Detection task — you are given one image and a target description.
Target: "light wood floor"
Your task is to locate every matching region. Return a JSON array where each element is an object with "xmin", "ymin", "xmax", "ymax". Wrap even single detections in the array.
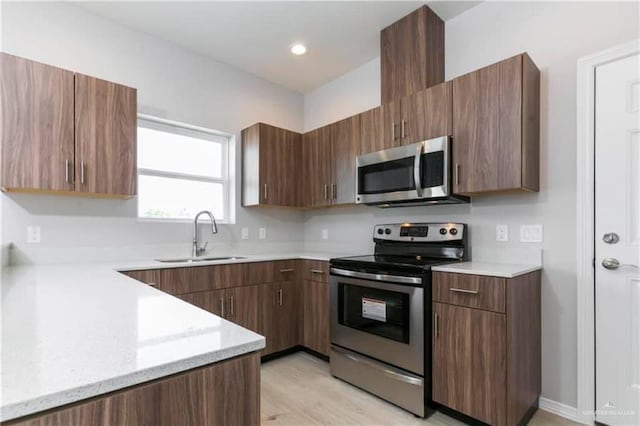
[{"xmin": 261, "ymin": 352, "xmax": 580, "ymax": 426}]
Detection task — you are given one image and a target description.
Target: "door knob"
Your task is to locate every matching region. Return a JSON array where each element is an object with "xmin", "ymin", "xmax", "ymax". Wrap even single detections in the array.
[
  {"xmin": 602, "ymin": 233, "xmax": 620, "ymax": 244},
  {"xmin": 602, "ymin": 258, "xmax": 639, "ymax": 270}
]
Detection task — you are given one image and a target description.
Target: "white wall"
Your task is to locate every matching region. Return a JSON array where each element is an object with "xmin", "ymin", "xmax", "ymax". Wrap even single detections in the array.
[
  {"xmin": 0, "ymin": 1, "xmax": 306, "ymax": 264},
  {"xmin": 302, "ymin": 1, "xmax": 640, "ymax": 410}
]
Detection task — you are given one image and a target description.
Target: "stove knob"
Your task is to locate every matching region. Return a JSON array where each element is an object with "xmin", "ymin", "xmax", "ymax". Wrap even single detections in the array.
[
  {"xmin": 377, "ymin": 228, "xmax": 384, "ymax": 235},
  {"xmin": 385, "ymin": 228, "xmax": 392, "ymax": 235},
  {"xmin": 450, "ymin": 228, "xmax": 458, "ymax": 235},
  {"xmin": 439, "ymin": 228, "xmax": 447, "ymax": 235}
]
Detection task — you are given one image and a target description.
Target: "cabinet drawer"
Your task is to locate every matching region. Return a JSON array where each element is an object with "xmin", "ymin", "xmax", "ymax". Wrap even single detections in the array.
[
  {"xmin": 433, "ymin": 272, "xmax": 506, "ymax": 313},
  {"xmin": 273, "ymin": 260, "xmax": 297, "ymax": 281},
  {"xmin": 302, "ymin": 260, "xmax": 329, "ymax": 283}
]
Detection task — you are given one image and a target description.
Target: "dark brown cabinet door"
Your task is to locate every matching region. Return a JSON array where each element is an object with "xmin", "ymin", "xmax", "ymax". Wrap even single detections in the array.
[
  {"xmin": 260, "ymin": 125, "xmax": 301, "ymax": 206},
  {"xmin": 75, "ymin": 74, "xmax": 137, "ymax": 197},
  {"xmin": 380, "ymin": 5, "xmax": 444, "ymax": 104},
  {"xmin": 359, "ymin": 107, "xmax": 385, "ymax": 155},
  {"xmin": 268, "ymin": 280, "xmax": 301, "ymax": 353},
  {"xmin": 0, "ymin": 53, "xmax": 75, "ymax": 192},
  {"xmin": 302, "ymin": 128, "xmax": 331, "ymax": 208},
  {"xmin": 302, "ymin": 279, "xmax": 330, "ymax": 356},
  {"xmin": 381, "ymin": 100, "xmax": 402, "ymax": 148},
  {"xmin": 452, "ymin": 54, "xmax": 539, "ymax": 195},
  {"xmin": 400, "ymin": 81, "xmax": 452, "ymax": 145},
  {"xmin": 185, "ymin": 289, "xmax": 227, "ymax": 317},
  {"xmin": 432, "ymin": 302, "xmax": 507, "ymax": 425},
  {"xmin": 330, "ymin": 116, "xmax": 359, "ymax": 204},
  {"xmin": 227, "ymin": 285, "xmax": 260, "ymax": 333}
]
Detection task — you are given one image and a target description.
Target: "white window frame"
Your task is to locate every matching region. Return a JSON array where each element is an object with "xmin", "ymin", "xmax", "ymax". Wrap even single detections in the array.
[{"xmin": 136, "ymin": 114, "xmax": 232, "ymax": 224}]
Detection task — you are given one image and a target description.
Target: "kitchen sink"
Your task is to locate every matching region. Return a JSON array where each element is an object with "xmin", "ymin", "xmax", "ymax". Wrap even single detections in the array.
[{"xmin": 155, "ymin": 256, "xmax": 247, "ymax": 263}]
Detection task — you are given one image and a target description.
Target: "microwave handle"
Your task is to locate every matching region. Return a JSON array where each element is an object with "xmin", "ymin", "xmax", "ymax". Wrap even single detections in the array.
[{"xmin": 414, "ymin": 142, "xmax": 423, "ymax": 196}]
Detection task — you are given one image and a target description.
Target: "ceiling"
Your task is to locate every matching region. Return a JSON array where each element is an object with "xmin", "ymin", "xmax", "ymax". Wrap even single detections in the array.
[{"xmin": 75, "ymin": 1, "xmax": 481, "ymax": 93}]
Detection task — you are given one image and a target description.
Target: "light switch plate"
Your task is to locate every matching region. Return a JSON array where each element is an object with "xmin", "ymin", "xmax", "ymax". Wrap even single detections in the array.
[
  {"xmin": 27, "ymin": 226, "xmax": 41, "ymax": 243},
  {"xmin": 259, "ymin": 228, "xmax": 266, "ymax": 240},
  {"xmin": 496, "ymin": 225, "xmax": 509, "ymax": 242},
  {"xmin": 322, "ymin": 229, "xmax": 329, "ymax": 240},
  {"xmin": 241, "ymin": 227, "xmax": 249, "ymax": 240},
  {"xmin": 520, "ymin": 225, "xmax": 543, "ymax": 243}
]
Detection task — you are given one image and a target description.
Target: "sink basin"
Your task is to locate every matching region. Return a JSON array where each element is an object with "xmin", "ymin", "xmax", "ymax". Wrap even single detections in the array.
[{"xmin": 155, "ymin": 256, "xmax": 247, "ymax": 263}]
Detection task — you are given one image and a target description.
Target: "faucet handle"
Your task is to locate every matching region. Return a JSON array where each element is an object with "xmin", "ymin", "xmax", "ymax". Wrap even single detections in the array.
[{"xmin": 197, "ymin": 241, "xmax": 208, "ymax": 255}]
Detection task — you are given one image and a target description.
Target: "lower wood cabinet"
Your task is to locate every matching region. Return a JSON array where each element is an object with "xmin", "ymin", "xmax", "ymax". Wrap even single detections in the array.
[
  {"xmin": 432, "ymin": 271, "xmax": 541, "ymax": 426},
  {"xmin": 182, "ymin": 286, "xmax": 260, "ymax": 333},
  {"xmin": 5, "ymin": 353, "xmax": 260, "ymax": 426},
  {"xmin": 301, "ymin": 278, "xmax": 330, "ymax": 357},
  {"xmin": 260, "ymin": 281, "xmax": 300, "ymax": 355}
]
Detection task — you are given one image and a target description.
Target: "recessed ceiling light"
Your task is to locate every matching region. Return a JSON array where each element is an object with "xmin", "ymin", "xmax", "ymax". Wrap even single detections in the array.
[{"xmin": 290, "ymin": 43, "xmax": 307, "ymax": 56}]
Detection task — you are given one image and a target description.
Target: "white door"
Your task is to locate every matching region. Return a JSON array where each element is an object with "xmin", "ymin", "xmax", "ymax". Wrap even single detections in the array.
[{"xmin": 595, "ymin": 52, "xmax": 640, "ymax": 426}]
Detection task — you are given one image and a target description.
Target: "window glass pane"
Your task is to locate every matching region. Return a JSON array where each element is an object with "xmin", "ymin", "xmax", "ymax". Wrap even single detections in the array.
[
  {"xmin": 138, "ymin": 175, "xmax": 224, "ymax": 220},
  {"xmin": 138, "ymin": 126, "xmax": 222, "ymax": 178}
]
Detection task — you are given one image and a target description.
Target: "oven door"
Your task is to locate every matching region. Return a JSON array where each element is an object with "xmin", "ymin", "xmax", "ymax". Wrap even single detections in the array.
[
  {"xmin": 356, "ymin": 136, "xmax": 450, "ymax": 204},
  {"xmin": 329, "ymin": 268, "xmax": 424, "ymax": 375}
]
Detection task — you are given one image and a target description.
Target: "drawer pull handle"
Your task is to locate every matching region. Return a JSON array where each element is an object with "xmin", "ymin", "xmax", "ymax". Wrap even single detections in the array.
[
  {"xmin": 147, "ymin": 282, "xmax": 157, "ymax": 287},
  {"xmin": 311, "ymin": 269, "xmax": 324, "ymax": 274},
  {"xmin": 279, "ymin": 268, "xmax": 295, "ymax": 273},
  {"xmin": 450, "ymin": 288, "xmax": 479, "ymax": 295}
]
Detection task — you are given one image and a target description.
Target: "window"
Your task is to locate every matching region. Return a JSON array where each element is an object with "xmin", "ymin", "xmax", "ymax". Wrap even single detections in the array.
[{"xmin": 137, "ymin": 116, "xmax": 230, "ymax": 222}]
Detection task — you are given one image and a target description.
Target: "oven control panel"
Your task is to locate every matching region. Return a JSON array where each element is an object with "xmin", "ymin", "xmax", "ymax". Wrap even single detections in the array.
[{"xmin": 373, "ymin": 223, "xmax": 465, "ymax": 242}]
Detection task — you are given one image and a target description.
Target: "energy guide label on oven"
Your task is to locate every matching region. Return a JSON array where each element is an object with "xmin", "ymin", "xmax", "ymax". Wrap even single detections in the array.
[{"xmin": 362, "ymin": 298, "xmax": 387, "ymax": 322}]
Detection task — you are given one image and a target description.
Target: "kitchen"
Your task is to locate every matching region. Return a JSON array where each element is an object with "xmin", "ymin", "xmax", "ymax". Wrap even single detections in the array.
[{"xmin": 1, "ymin": 2, "xmax": 639, "ymax": 426}]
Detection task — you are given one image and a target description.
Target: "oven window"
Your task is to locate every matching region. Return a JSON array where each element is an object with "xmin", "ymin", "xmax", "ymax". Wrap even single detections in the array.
[
  {"xmin": 338, "ymin": 282, "xmax": 410, "ymax": 344},
  {"xmin": 420, "ymin": 151, "xmax": 444, "ymax": 189},
  {"xmin": 358, "ymin": 157, "xmax": 415, "ymax": 194}
]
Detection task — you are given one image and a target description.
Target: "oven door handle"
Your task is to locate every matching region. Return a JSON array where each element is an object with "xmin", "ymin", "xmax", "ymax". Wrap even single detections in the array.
[
  {"xmin": 414, "ymin": 142, "xmax": 423, "ymax": 196},
  {"xmin": 330, "ymin": 267, "xmax": 422, "ymax": 285},
  {"xmin": 333, "ymin": 346, "xmax": 423, "ymax": 386}
]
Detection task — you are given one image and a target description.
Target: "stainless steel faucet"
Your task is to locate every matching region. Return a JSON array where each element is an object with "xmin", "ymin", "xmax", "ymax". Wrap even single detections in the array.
[{"xmin": 192, "ymin": 210, "xmax": 218, "ymax": 258}]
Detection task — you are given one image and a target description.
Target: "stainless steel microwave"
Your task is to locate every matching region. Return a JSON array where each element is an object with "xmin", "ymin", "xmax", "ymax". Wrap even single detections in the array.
[{"xmin": 355, "ymin": 136, "xmax": 469, "ymax": 206}]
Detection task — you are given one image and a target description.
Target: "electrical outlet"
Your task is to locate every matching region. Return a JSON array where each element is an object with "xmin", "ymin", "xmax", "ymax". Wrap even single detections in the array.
[
  {"xmin": 520, "ymin": 225, "xmax": 543, "ymax": 243},
  {"xmin": 322, "ymin": 229, "xmax": 329, "ymax": 240},
  {"xmin": 241, "ymin": 227, "xmax": 249, "ymax": 240},
  {"xmin": 496, "ymin": 225, "xmax": 509, "ymax": 242},
  {"xmin": 259, "ymin": 228, "xmax": 266, "ymax": 240},
  {"xmin": 27, "ymin": 226, "xmax": 41, "ymax": 243}
]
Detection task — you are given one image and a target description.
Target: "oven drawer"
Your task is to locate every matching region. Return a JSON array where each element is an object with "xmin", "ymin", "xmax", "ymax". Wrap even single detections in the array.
[
  {"xmin": 330, "ymin": 345, "xmax": 424, "ymax": 417},
  {"xmin": 432, "ymin": 272, "xmax": 506, "ymax": 313}
]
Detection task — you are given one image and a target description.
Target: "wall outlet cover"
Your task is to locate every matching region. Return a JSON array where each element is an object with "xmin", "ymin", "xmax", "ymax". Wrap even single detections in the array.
[
  {"xmin": 241, "ymin": 227, "xmax": 249, "ymax": 240},
  {"xmin": 322, "ymin": 229, "xmax": 329, "ymax": 240},
  {"xmin": 259, "ymin": 227, "xmax": 266, "ymax": 240},
  {"xmin": 496, "ymin": 225, "xmax": 509, "ymax": 242},
  {"xmin": 27, "ymin": 225, "xmax": 41, "ymax": 243},
  {"xmin": 520, "ymin": 225, "xmax": 543, "ymax": 243}
]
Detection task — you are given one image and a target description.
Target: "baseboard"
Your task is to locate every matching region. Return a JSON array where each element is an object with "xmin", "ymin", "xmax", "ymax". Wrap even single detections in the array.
[{"xmin": 539, "ymin": 397, "xmax": 584, "ymax": 424}]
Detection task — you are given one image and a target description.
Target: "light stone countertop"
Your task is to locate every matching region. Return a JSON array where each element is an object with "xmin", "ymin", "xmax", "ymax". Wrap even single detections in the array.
[
  {"xmin": 431, "ymin": 261, "xmax": 542, "ymax": 278},
  {"xmin": 0, "ymin": 252, "xmax": 340, "ymax": 422}
]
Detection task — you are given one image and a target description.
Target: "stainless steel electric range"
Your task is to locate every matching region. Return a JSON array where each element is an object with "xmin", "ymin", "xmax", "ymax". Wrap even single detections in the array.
[{"xmin": 329, "ymin": 222, "xmax": 467, "ymax": 417}]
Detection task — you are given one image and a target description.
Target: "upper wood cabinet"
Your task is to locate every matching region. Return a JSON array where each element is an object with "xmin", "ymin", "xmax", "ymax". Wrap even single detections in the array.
[
  {"xmin": 382, "ymin": 81, "xmax": 452, "ymax": 147},
  {"xmin": 1, "ymin": 53, "xmax": 75, "ymax": 193},
  {"xmin": 302, "ymin": 127, "xmax": 331, "ymax": 208},
  {"xmin": 330, "ymin": 115, "xmax": 360, "ymax": 205},
  {"xmin": 74, "ymin": 74, "xmax": 137, "ymax": 197},
  {"xmin": 380, "ymin": 5, "xmax": 444, "ymax": 104},
  {"xmin": 242, "ymin": 122, "xmax": 301, "ymax": 207},
  {"xmin": 0, "ymin": 53, "xmax": 137, "ymax": 198},
  {"xmin": 358, "ymin": 106, "xmax": 386, "ymax": 155},
  {"xmin": 452, "ymin": 53, "xmax": 540, "ymax": 195}
]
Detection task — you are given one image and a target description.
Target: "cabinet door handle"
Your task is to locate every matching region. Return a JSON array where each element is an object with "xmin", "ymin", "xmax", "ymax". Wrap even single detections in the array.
[
  {"xmin": 65, "ymin": 160, "xmax": 70, "ymax": 183},
  {"xmin": 332, "ymin": 183, "xmax": 337, "ymax": 200},
  {"xmin": 434, "ymin": 313, "xmax": 439, "ymax": 338},
  {"xmin": 278, "ymin": 289, "xmax": 283, "ymax": 306},
  {"xmin": 450, "ymin": 288, "xmax": 479, "ymax": 295},
  {"xmin": 229, "ymin": 295, "xmax": 234, "ymax": 316},
  {"xmin": 311, "ymin": 269, "xmax": 324, "ymax": 274},
  {"xmin": 263, "ymin": 184, "xmax": 268, "ymax": 200},
  {"xmin": 324, "ymin": 184, "xmax": 328, "ymax": 200},
  {"xmin": 80, "ymin": 161, "xmax": 86, "ymax": 185},
  {"xmin": 401, "ymin": 120, "xmax": 406, "ymax": 139},
  {"xmin": 455, "ymin": 164, "xmax": 460, "ymax": 187},
  {"xmin": 392, "ymin": 122, "xmax": 398, "ymax": 140},
  {"xmin": 147, "ymin": 282, "xmax": 157, "ymax": 287},
  {"xmin": 219, "ymin": 298, "xmax": 225, "ymax": 317},
  {"xmin": 279, "ymin": 268, "xmax": 294, "ymax": 273}
]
